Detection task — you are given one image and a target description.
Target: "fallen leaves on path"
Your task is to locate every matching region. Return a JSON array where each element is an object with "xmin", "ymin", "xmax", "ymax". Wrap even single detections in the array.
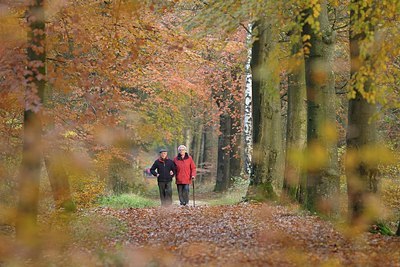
[{"xmin": 95, "ymin": 203, "xmax": 400, "ymax": 266}]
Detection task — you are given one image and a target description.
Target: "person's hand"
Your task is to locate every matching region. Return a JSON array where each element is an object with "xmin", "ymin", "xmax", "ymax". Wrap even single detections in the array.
[
  {"xmin": 170, "ymin": 170, "xmax": 174, "ymax": 175},
  {"xmin": 157, "ymin": 174, "xmax": 160, "ymax": 177},
  {"xmin": 191, "ymin": 176, "xmax": 195, "ymax": 180}
]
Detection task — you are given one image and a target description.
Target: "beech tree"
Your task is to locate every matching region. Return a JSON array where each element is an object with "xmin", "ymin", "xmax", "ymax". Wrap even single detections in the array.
[
  {"xmin": 282, "ymin": 19, "xmax": 307, "ymax": 203},
  {"xmin": 214, "ymin": 62, "xmax": 246, "ymax": 192},
  {"xmin": 214, "ymin": 86, "xmax": 232, "ymax": 191},
  {"xmin": 16, "ymin": 0, "xmax": 46, "ymax": 248},
  {"xmin": 346, "ymin": 0, "xmax": 377, "ymax": 225},
  {"xmin": 301, "ymin": 0, "xmax": 339, "ymax": 215},
  {"xmin": 202, "ymin": 123, "xmax": 218, "ymax": 182},
  {"xmin": 345, "ymin": 0, "xmax": 400, "ymax": 225},
  {"xmin": 247, "ymin": 17, "xmax": 284, "ymax": 200}
]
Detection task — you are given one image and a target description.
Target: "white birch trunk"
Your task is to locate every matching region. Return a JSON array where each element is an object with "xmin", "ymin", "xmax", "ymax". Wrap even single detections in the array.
[{"xmin": 244, "ymin": 23, "xmax": 253, "ymax": 175}]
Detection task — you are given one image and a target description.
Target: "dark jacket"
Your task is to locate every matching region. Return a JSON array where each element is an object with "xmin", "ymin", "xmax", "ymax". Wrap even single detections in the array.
[{"xmin": 150, "ymin": 157, "xmax": 176, "ymax": 182}]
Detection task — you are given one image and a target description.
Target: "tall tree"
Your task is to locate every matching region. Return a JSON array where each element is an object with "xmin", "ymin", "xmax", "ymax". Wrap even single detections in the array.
[
  {"xmin": 229, "ymin": 67, "xmax": 244, "ymax": 182},
  {"xmin": 243, "ymin": 23, "xmax": 253, "ymax": 176},
  {"xmin": 214, "ymin": 88, "xmax": 232, "ymax": 192},
  {"xmin": 16, "ymin": 0, "xmax": 46, "ymax": 248},
  {"xmin": 229, "ymin": 115, "xmax": 242, "ymax": 182},
  {"xmin": 191, "ymin": 119, "xmax": 204, "ymax": 170},
  {"xmin": 346, "ymin": 0, "xmax": 377, "ymax": 224},
  {"xmin": 43, "ymin": 78, "xmax": 74, "ymax": 211},
  {"xmin": 44, "ymin": 151, "xmax": 74, "ymax": 210},
  {"xmin": 301, "ymin": 0, "xmax": 339, "ymax": 215},
  {"xmin": 214, "ymin": 65, "xmax": 245, "ymax": 192},
  {"xmin": 247, "ymin": 18, "xmax": 284, "ymax": 200},
  {"xmin": 282, "ymin": 31, "xmax": 307, "ymax": 202},
  {"xmin": 202, "ymin": 123, "xmax": 218, "ymax": 183}
]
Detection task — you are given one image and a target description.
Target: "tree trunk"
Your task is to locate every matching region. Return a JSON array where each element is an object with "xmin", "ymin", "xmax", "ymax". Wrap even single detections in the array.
[
  {"xmin": 247, "ymin": 19, "xmax": 283, "ymax": 200},
  {"xmin": 190, "ymin": 119, "xmax": 203, "ymax": 181},
  {"xmin": 248, "ymin": 22, "xmax": 262, "ymax": 190},
  {"xmin": 346, "ymin": 0, "xmax": 377, "ymax": 224},
  {"xmin": 244, "ymin": 23, "xmax": 253, "ymax": 176},
  {"xmin": 229, "ymin": 118, "xmax": 242, "ymax": 183},
  {"xmin": 16, "ymin": 0, "xmax": 45, "ymax": 249},
  {"xmin": 203, "ymin": 124, "xmax": 218, "ymax": 183},
  {"xmin": 213, "ymin": 68, "xmax": 242, "ymax": 192},
  {"xmin": 283, "ymin": 37, "xmax": 307, "ymax": 202},
  {"xmin": 170, "ymin": 140, "xmax": 178, "ymax": 158},
  {"xmin": 185, "ymin": 127, "xmax": 191, "ymax": 153},
  {"xmin": 302, "ymin": 0, "xmax": 339, "ymax": 215},
  {"xmin": 193, "ymin": 120, "xmax": 203, "ymax": 170},
  {"xmin": 198, "ymin": 126, "xmax": 206, "ymax": 182},
  {"xmin": 44, "ymin": 154, "xmax": 74, "ymax": 211},
  {"xmin": 108, "ymin": 156, "xmax": 131, "ymax": 195},
  {"xmin": 214, "ymin": 112, "xmax": 231, "ymax": 192},
  {"xmin": 229, "ymin": 70, "xmax": 244, "ymax": 185},
  {"xmin": 43, "ymin": 78, "xmax": 74, "ymax": 211}
]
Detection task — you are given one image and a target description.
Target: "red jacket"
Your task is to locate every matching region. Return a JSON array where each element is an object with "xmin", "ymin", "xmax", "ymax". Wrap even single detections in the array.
[{"xmin": 173, "ymin": 153, "xmax": 196, "ymax": 184}]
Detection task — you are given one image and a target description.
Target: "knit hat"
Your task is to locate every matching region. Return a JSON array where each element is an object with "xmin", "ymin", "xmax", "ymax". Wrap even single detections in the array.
[
  {"xmin": 177, "ymin": 145, "xmax": 187, "ymax": 152},
  {"xmin": 159, "ymin": 148, "xmax": 168, "ymax": 153}
]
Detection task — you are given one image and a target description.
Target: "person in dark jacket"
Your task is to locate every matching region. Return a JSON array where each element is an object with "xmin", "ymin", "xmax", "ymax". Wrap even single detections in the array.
[
  {"xmin": 173, "ymin": 145, "xmax": 196, "ymax": 206},
  {"xmin": 150, "ymin": 149, "xmax": 176, "ymax": 206}
]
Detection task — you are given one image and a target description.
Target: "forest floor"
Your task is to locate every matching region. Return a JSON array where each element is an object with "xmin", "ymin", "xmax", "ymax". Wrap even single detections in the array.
[
  {"xmin": 93, "ymin": 201, "xmax": 400, "ymax": 267},
  {"xmin": 2, "ymin": 184, "xmax": 400, "ymax": 266}
]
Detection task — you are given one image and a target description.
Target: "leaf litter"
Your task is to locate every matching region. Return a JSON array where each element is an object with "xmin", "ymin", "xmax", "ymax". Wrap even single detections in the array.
[{"xmin": 93, "ymin": 203, "xmax": 400, "ymax": 266}]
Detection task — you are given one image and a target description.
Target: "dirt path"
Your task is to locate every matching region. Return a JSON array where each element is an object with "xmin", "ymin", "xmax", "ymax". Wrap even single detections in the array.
[
  {"xmin": 97, "ymin": 203, "xmax": 400, "ymax": 266},
  {"xmin": 172, "ymin": 200, "xmax": 208, "ymax": 206}
]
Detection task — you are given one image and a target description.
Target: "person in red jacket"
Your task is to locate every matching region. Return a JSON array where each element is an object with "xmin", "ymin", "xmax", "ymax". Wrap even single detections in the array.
[{"xmin": 173, "ymin": 145, "xmax": 196, "ymax": 206}]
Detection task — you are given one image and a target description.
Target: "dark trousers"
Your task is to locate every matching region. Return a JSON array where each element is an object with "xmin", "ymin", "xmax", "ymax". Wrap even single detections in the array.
[
  {"xmin": 158, "ymin": 181, "xmax": 172, "ymax": 206},
  {"xmin": 177, "ymin": 184, "xmax": 190, "ymax": 205}
]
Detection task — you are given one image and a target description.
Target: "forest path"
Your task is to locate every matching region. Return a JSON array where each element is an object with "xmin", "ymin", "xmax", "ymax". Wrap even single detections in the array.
[
  {"xmin": 172, "ymin": 200, "xmax": 208, "ymax": 206},
  {"xmin": 97, "ymin": 203, "xmax": 400, "ymax": 266}
]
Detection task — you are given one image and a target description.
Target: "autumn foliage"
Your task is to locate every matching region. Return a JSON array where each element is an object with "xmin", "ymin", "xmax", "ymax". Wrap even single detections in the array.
[{"xmin": 0, "ymin": 0, "xmax": 400, "ymax": 265}]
